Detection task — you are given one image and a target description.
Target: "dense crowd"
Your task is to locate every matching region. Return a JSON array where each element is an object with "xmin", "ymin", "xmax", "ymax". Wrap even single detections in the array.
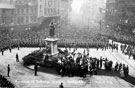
[
  {"xmin": 120, "ymin": 43, "xmax": 135, "ymax": 59},
  {"xmin": 55, "ymin": 48, "xmax": 129, "ymax": 78},
  {"xmin": 1, "ymin": 27, "xmax": 134, "ymax": 59},
  {"xmin": 0, "ymin": 74, "xmax": 15, "ymax": 87},
  {"xmin": 0, "ymin": 25, "xmax": 108, "ymax": 51},
  {"xmin": 0, "ymin": 27, "xmax": 134, "ymax": 63},
  {"xmin": 110, "ymin": 30, "xmax": 135, "ymax": 45},
  {"xmin": 0, "ymin": 27, "xmax": 133, "ymax": 88},
  {"xmin": 114, "ymin": 62, "xmax": 129, "ymax": 77},
  {"xmin": 1, "ymin": 24, "xmax": 135, "ymax": 52}
]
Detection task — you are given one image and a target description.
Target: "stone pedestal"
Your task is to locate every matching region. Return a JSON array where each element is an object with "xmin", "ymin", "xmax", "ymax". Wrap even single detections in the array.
[{"xmin": 45, "ymin": 37, "xmax": 59, "ymax": 55}]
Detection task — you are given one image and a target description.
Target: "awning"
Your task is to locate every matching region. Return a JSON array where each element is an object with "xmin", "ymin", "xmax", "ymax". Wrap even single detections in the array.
[{"xmin": 0, "ymin": 3, "xmax": 15, "ymax": 9}]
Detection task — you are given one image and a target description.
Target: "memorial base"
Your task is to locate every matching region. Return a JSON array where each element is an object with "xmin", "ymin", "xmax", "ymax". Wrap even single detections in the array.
[{"xmin": 45, "ymin": 37, "xmax": 59, "ymax": 55}]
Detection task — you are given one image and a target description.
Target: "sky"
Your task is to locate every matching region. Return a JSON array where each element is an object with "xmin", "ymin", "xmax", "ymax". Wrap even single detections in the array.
[{"xmin": 69, "ymin": 0, "xmax": 106, "ymax": 29}]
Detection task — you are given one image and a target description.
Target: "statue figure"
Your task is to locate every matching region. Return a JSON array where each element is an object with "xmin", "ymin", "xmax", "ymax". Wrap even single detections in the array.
[{"xmin": 49, "ymin": 21, "xmax": 55, "ymax": 38}]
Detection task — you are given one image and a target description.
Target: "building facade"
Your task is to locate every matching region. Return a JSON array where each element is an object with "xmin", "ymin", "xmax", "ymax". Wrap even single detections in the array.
[
  {"xmin": 0, "ymin": 0, "xmax": 62, "ymax": 30},
  {"xmin": 105, "ymin": 0, "xmax": 135, "ymax": 33},
  {"xmin": 60, "ymin": 0, "xmax": 72, "ymax": 26},
  {"xmin": 0, "ymin": 2, "xmax": 15, "ymax": 48},
  {"xmin": 38, "ymin": 0, "xmax": 61, "ymax": 28},
  {"xmin": 38, "ymin": 0, "xmax": 60, "ymax": 17},
  {"xmin": 14, "ymin": 0, "xmax": 39, "ymax": 30},
  {"xmin": 0, "ymin": 3, "xmax": 15, "ymax": 29},
  {"xmin": 0, "ymin": 0, "xmax": 39, "ymax": 30}
]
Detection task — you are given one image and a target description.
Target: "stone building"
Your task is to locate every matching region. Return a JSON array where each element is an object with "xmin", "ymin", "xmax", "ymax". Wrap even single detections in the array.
[
  {"xmin": 0, "ymin": 3, "xmax": 15, "ymax": 30},
  {"xmin": 38, "ymin": 0, "xmax": 61, "ymax": 29},
  {"xmin": 0, "ymin": 2, "xmax": 15, "ymax": 47},
  {"xmin": 60, "ymin": 0, "xmax": 72, "ymax": 26},
  {"xmin": 106, "ymin": 0, "xmax": 135, "ymax": 33},
  {"xmin": 14, "ymin": 0, "xmax": 39, "ymax": 30},
  {"xmin": 0, "ymin": 0, "xmax": 63, "ymax": 31}
]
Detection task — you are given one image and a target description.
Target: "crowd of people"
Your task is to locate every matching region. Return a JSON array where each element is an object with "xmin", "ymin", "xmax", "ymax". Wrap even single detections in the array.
[
  {"xmin": 120, "ymin": 43, "xmax": 135, "ymax": 59},
  {"xmin": 55, "ymin": 48, "xmax": 129, "ymax": 78},
  {"xmin": 0, "ymin": 74, "xmax": 15, "ymax": 87},
  {"xmin": 0, "ymin": 25, "xmax": 109, "ymax": 52},
  {"xmin": 110, "ymin": 29, "xmax": 135, "ymax": 47},
  {"xmin": 0, "ymin": 25, "xmax": 133, "ymax": 88},
  {"xmin": 114, "ymin": 62, "xmax": 129, "ymax": 77},
  {"xmin": 1, "ymin": 23, "xmax": 135, "ymax": 53}
]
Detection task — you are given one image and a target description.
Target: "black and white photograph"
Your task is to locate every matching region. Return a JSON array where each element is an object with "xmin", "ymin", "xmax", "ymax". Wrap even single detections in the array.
[{"xmin": 0, "ymin": 0, "xmax": 135, "ymax": 88}]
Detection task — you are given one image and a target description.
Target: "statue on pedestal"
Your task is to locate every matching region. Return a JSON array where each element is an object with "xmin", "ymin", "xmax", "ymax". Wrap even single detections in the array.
[
  {"xmin": 45, "ymin": 21, "xmax": 59, "ymax": 55},
  {"xmin": 49, "ymin": 22, "xmax": 55, "ymax": 38}
]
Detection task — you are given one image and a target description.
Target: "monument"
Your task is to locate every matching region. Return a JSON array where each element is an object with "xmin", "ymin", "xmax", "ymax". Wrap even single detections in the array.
[{"xmin": 45, "ymin": 21, "xmax": 59, "ymax": 55}]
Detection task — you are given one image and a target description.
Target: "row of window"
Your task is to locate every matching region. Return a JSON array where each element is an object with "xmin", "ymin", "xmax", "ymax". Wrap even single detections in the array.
[
  {"xmin": 44, "ymin": 8, "xmax": 59, "ymax": 15},
  {"xmin": 106, "ymin": 14, "xmax": 135, "ymax": 25},
  {"xmin": 107, "ymin": 0, "xmax": 135, "ymax": 4},
  {"xmin": 17, "ymin": 16, "xmax": 37, "ymax": 25},
  {"xmin": 16, "ymin": 7, "xmax": 37, "ymax": 15},
  {"xmin": 118, "ymin": 6, "xmax": 135, "ymax": 13},
  {"xmin": 1, "ymin": 17, "xmax": 13, "ymax": 24},
  {"xmin": 15, "ymin": 0, "xmax": 37, "ymax": 4},
  {"xmin": 118, "ymin": 19, "xmax": 135, "ymax": 25},
  {"xmin": 44, "ymin": 0, "xmax": 57, "ymax": 7},
  {"xmin": 106, "ymin": 6, "xmax": 135, "ymax": 15},
  {"xmin": 2, "ymin": 10, "xmax": 15, "ymax": 17},
  {"xmin": 118, "ymin": 0, "xmax": 135, "ymax": 4}
]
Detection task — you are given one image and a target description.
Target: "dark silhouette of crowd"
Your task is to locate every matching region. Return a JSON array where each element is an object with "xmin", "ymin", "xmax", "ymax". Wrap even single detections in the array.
[
  {"xmin": 120, "ymin": 44, "xmax": 135, "ymax": 59},
  {"xmin": 0, "ymin": 74, "xmax": 15, "ymax": 87},
  {"xmin": 55, "ymin": 48, "xmax": 129, "ymax": 78},
  {"xmin": 114, "ymin": 62, "xmax": 129, "ymax": 77}
]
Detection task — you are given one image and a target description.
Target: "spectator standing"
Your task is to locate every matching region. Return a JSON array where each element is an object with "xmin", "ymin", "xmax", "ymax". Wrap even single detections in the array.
[
  {"xmin": 34, "ymin": 64, "xmax": 38, "ymax": 76},
  {"xmin": 16, "ymin": 53, "xmax": 19, "ymax": 62},
  {"xmin": 59, "ymin": 82, "xmax": 64, "ymax": 88},
  {"xmin": 7, "ymin": 64, "xmax": 10, "ymax": 77}
]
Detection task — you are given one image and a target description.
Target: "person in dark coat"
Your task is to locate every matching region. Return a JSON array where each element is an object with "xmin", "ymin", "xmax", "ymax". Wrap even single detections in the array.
[
  {"xmin": 94, "ymin": 68, "xmax": 97, "ymax": 75},
  {"xmin": 7, "ymin": 64, "xmax": 10, "ymax": 77},
  {"xmin": 9, "ymin": 47, "xmax": 12, "ymax": 53},
  {"xmin": 100, "ymin": 57, "xmax": 103, "ymax": 68},
  {"xmin": 17, "ymin": 44, "xmax": 20, "ymax": 50},
  {"xmin": 16, "ymin": 53, "xmax": 19, "ymax": 62},
  {"xmin": 115, "ymin": 62, "xmax": 118, "ymax": 71},
  {"xmin": 59, "ymin": 82, "xmax": 64, "ymax": 88},
  {"xmin": 97, "ymin": 59, "xmax": 99, "ymax": 69},
  {"xmin": 125, "ymin": 65, "xmax": 129, "ymax": 77},
  {"xmin": 34, "ymin": 64, "xmax": 38, "ymax": 76},
  {"xmin": 1, "ymin": 49, "xmax": 4, "ymax": 55}
]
